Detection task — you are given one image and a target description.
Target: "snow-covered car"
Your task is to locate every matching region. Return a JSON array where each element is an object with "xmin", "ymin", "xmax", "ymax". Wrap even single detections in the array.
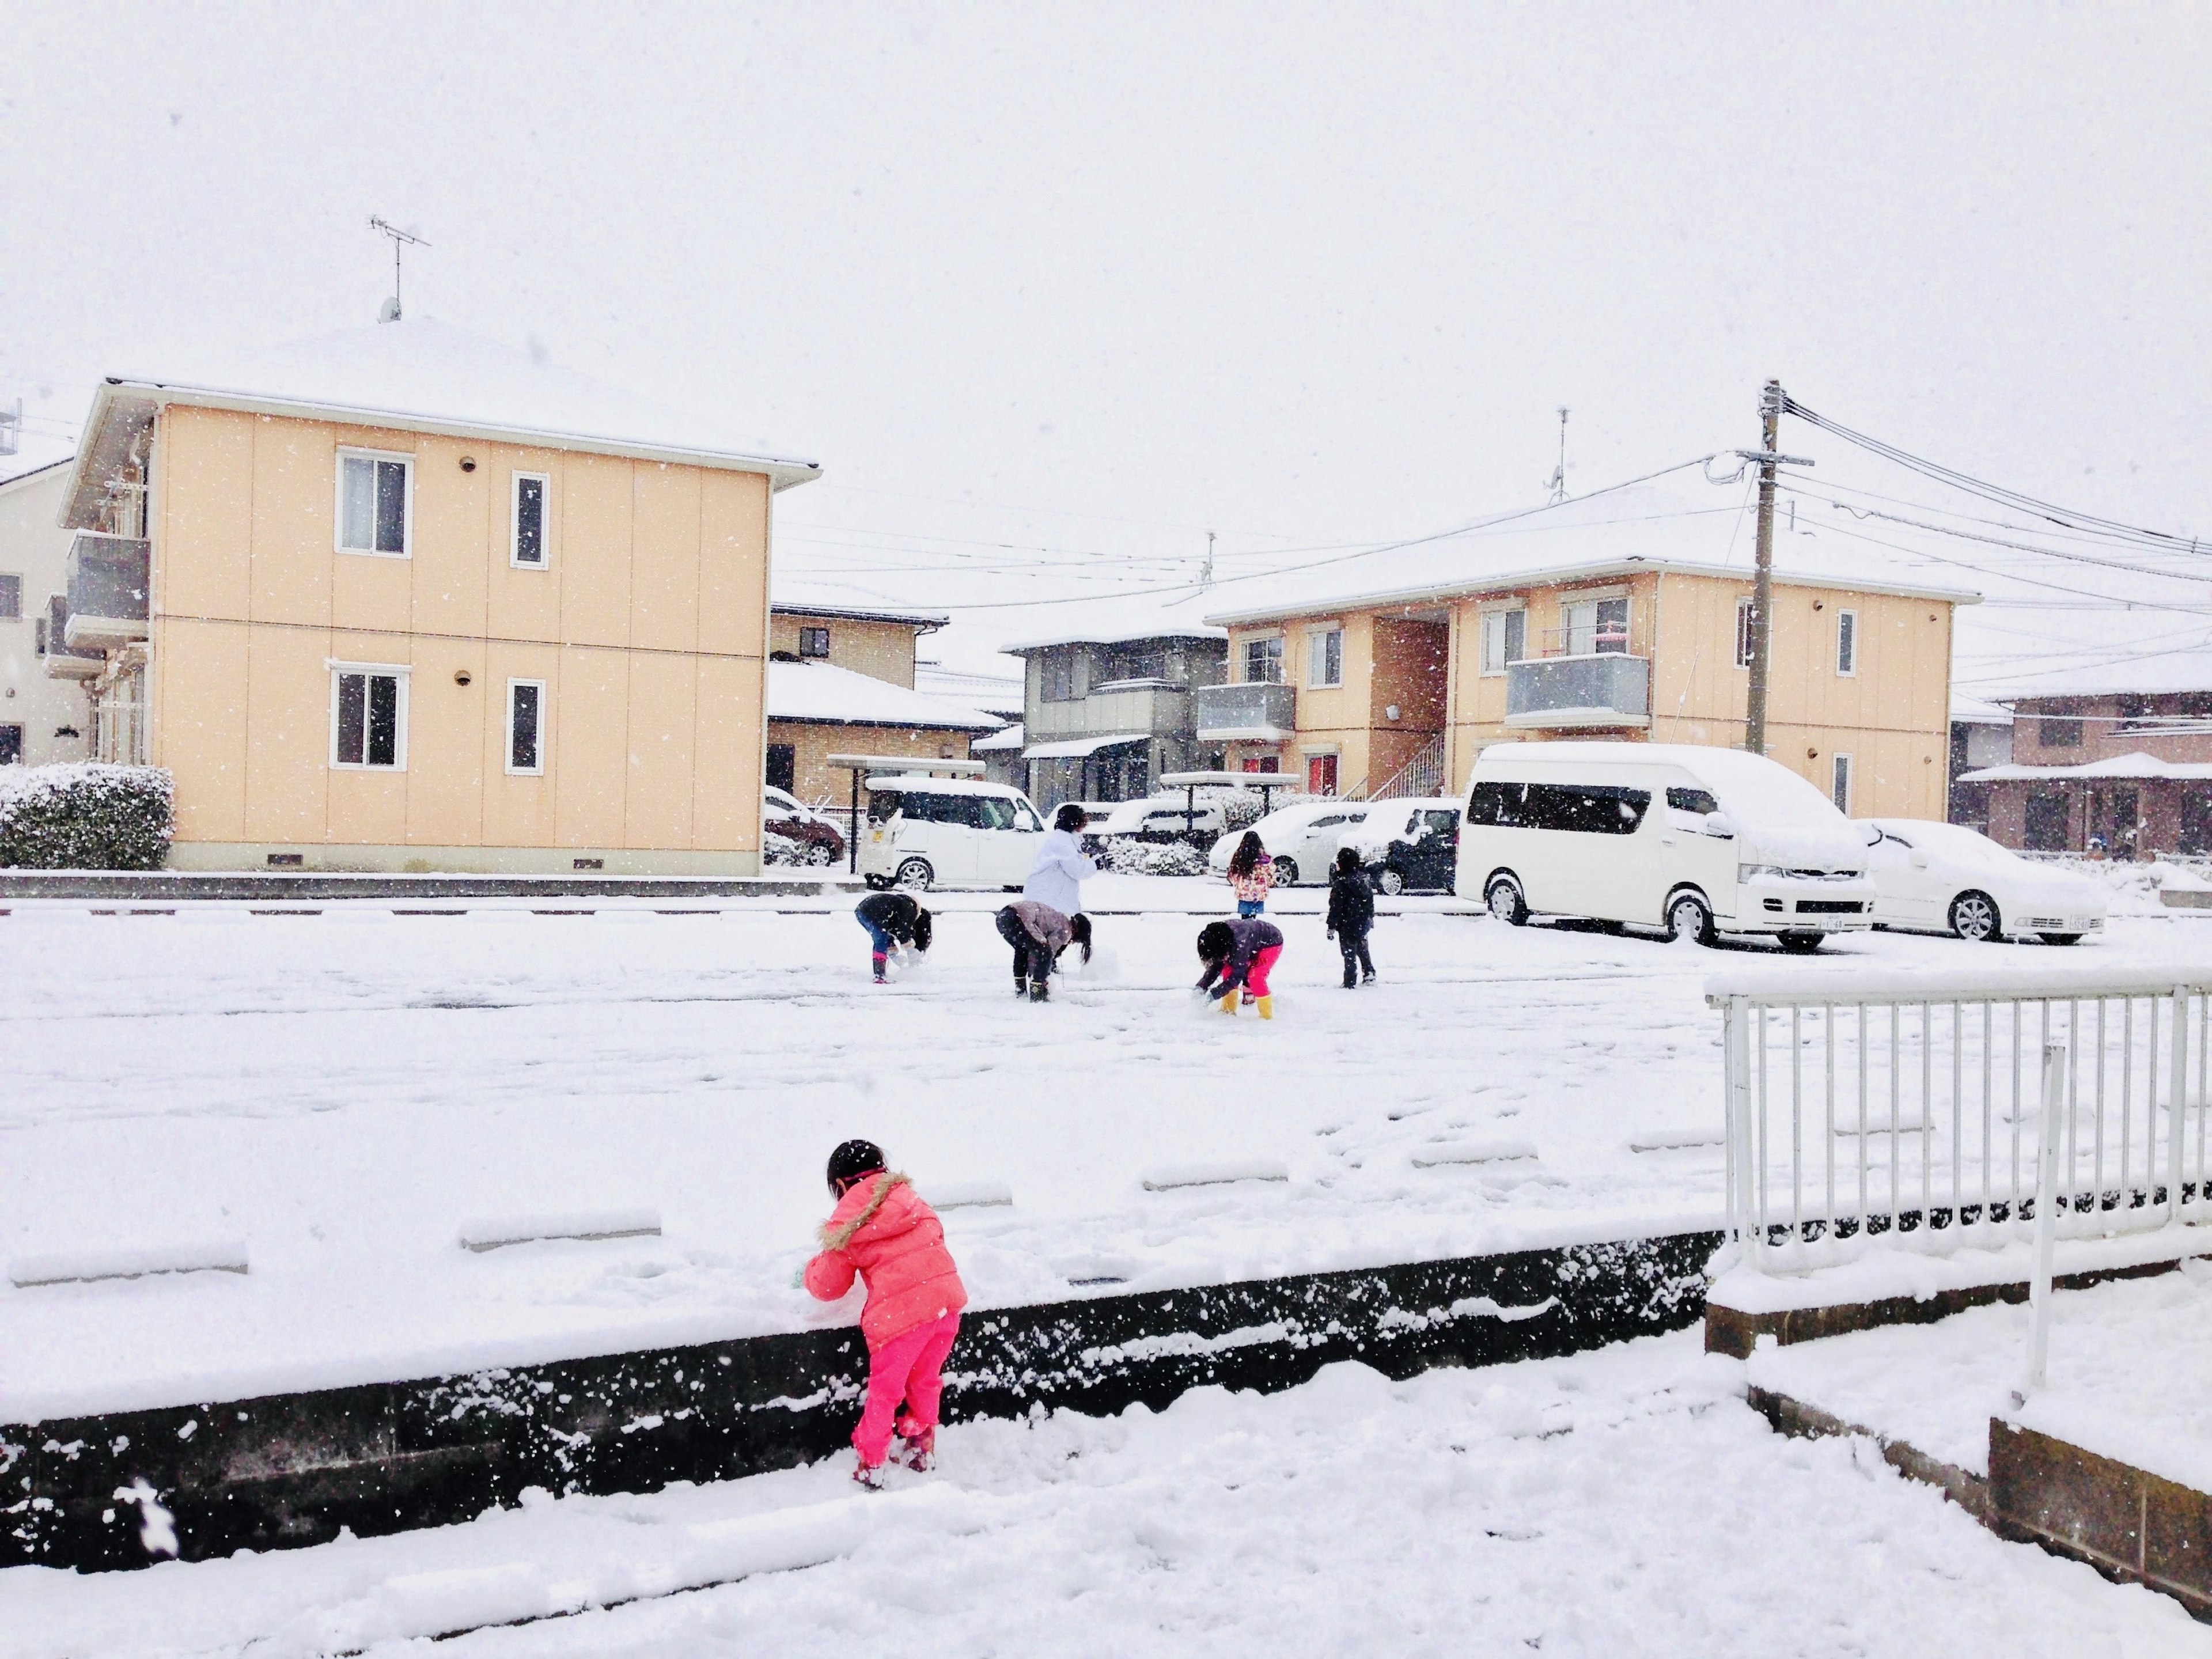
[
  {"xmin": 1090, "ymin": 796, "xmax": 1228, "ymax": 846},
  {"xmin": 1207, "ymin": 800, "xmax": 1374, "ymax": 887},
  {"xmin": 1343, "ymin": 797, "xmax": 1464, "ymax": 895},
  {"xmin": 764, "ymin": 785, "xmax": 846, "ymax": 862},
  {"xmin": 858, "ymin": 775, "xmax": 1048, "ymax": 891},
  {"xmin": 1858, "ymin": 818, "xmax": 2107, "ymax": 944},
  {"xmin": 1458, "ymin": 742, "xmax": 1875, "ymax": 952}
]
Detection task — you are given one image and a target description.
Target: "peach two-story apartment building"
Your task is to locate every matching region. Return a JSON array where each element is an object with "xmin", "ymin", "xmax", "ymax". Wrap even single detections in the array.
[
  {"xmin": 52, "ymin": 320, "xmax": 818, "ymax": 873},
  {"xmin": 1198, "ymin": 487, "xmax": 1977, "ymax": 819}
]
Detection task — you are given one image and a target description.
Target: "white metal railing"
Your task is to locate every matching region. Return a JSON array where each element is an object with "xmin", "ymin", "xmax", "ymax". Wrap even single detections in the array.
[
  {"xmin": 1371, "ymin": 732, "xmax": 1447, "ymax": 801},
  {"xmin": 1710, "ymin": 964, "xmax": 2212, "ymax": 1272}
]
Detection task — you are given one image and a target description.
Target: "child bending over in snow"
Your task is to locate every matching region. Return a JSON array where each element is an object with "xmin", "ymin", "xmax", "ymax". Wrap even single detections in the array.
[
  {"xmin": 1325, "ymin": 846, "xmax": 1377, "ymax": 988},
  {"xmin": 853, "ymin": 890, "xmax": 933, "ymax": 984},
  {"xmin": 1195, "ymin": 916, "xmax": 1285, "ymax": 1020},
  {"xmin": 994, "ymin": 900, "xmax": 1094, "ymax": 1002},
  {"xmin": 805, "ymin": 1139, "xmax": 968, "ymax": 1488}
]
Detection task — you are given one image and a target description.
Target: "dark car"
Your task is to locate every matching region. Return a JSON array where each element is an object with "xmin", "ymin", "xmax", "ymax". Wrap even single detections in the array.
[
  {"xmin": 1362, "ymin": 800, "xmax": 1463, "ymax": 895},
  {"xmin": 764, "ymin": 785, "xmax": 846, "ymax": 862}
]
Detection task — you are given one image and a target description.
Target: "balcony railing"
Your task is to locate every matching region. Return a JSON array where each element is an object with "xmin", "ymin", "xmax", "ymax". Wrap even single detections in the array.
[
  {"xmin": 1504, "ymin": 653, "xmax": 1650, "ymax": 730},
  {"xmin": 63, "ymin": 532, "xmax": 150, "ymax": 650},
  {"xmin": 43, "ymin": 594, "xmax": 104, "ymax": 679},
  {"xmin": 1195, "ymin": 680, "xmax": 1297, "ymax": 742}
]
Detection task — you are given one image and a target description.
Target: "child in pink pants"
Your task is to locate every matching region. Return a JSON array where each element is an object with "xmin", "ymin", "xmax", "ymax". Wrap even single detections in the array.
[{"xmin": 805, "ymin": 1139, "xmax": 968, "ymax": 1487}]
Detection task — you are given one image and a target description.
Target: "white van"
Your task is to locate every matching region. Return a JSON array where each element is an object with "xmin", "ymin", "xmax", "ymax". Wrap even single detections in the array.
[
  {"xmin": 1456, "ymin": 742, "xmax": 1876, "ymax": 951},
  {"xmin": 858, "ymin": 775, "xmax": 1048, "ymax": 891}
]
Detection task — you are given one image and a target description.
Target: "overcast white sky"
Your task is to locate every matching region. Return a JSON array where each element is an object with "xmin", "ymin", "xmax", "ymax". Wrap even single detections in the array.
[{"xmin": 6, "ymin": 3, "xmax": 2209, "ymax": 685}]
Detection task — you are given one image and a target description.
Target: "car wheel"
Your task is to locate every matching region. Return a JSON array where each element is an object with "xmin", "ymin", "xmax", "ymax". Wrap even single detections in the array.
[
  {"xmin": 1486, "ymin": 873, "xmax": 1530, "ymax": 926},
  {"xmin": 1272, "ymin": 858, "xmax": 1300, "ymax": 887},
  {"xmin": 1949, "ymin": 890, "xmax": 2002, "ymax": 942},
  {"xmin": 1376, "ymin": 868, "xmax": 1406, "ymax": 897},
  {"xmin": 895, "ymin": 858, "xmax": 935, "ymax": 892},
  {"xmin": 1666, "ymin": 891, "xmax": 1716, "ymax": 946},
  {"xmin": 1778, "ymin": 931, "xmax": 1823, "ymax": 955},
  {"xmin": 2041, "ymin": 933, "xmax": 2085, "ymax": 947}
]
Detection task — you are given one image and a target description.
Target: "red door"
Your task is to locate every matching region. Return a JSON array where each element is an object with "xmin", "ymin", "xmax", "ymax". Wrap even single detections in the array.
[{"xmin": 1308, "ymin": 755, "xmax": 1338, "ymax": 796}]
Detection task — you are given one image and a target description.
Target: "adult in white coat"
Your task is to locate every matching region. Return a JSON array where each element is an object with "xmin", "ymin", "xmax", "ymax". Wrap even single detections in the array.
[{"xmin": 1022, "ymin": 803, "xmax": 1099, "ymax": 916}]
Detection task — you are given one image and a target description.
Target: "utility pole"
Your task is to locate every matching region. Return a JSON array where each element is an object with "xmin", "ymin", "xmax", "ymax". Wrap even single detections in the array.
[{"xmin": 1743, "ymin": 380, "xmax": 1782, "ymax": 756}]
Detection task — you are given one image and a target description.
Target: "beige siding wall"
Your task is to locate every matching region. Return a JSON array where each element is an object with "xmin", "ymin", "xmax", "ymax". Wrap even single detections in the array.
[
  {"xmin": 767, "ymin": 719, "xmax": 975, "ymax": 808},
  {"xmin": 768, "ymin": 612, "xmax": 920, "ymax": 687},
  {"xmin": 147, "ymin": 404, "xmax": 774, "ymax": 872}
]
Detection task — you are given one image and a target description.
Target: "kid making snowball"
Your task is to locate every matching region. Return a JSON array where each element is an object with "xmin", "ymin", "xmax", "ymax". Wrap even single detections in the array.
[
  {"xmin": 1326, "ymin": 846, "xmax": 1377, "ymax": 988},
  {"xmin": 805, "ymin": 1139, "xmax": 968, "ymax": 1488},
  {"xmin": 1195, "ymin": 915, "xmax": 1285, "ymax": 1019},
  {"xmin": 994, "ymin": 900, "xmax": 1094, "ymax": 1001},
  {"xmin": 1225, "ymin": 830, "xmax": 1273, "ymax": 916},
  {"xmin": 853, "ymin": 890, "xmax": 933, "ymax": 984}
]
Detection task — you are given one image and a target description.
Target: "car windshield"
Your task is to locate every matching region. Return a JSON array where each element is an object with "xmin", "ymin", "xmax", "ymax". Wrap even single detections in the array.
[{"xmin": 866, "ymin": 791, "xmax": 902, "ymax": 824}]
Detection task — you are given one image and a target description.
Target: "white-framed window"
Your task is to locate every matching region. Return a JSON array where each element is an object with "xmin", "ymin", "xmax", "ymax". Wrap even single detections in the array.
[
  {"xmin": 1243, "ymin": 635, "xmax": 1285, "ymax": 684},
  {"xmin": 1479, "ymin": 607, "xmax": 1525, "ymax": 675},
  {"xmin": 798, "ymin": 626, "xmax": 831, "ymax": 658},
  {"xmin": 336, "ymin": 449, "xmax": 412, "ymax": 556},
  {"xmin": 506, "ymin": 679, "xmax": 547, "ymax": 774},
  {"xmin": 1307, "ymin": 627, "xmax": 1343, "ymax": 688},
  {"xmin": 329, "ymin": 662, "xmax": 410, "ymax": 770},
  {"xmin": 1734, "ymin": 597, "xmax": 1757, "ymax": 669},
  {"xmin": 511, "ymin": 472, "xmax": 550, "ymax": 569},
  {"xmin": 1563, "ymin": 595, "xmax": 1630, "ymax": 656},
  {"xmin": 1831, "ymin": 752, "xmax": 1853, "ymax": 814},
  {"xmin": 1835, "ymin": 608, "xmax": 1858, "ymax": 676}
]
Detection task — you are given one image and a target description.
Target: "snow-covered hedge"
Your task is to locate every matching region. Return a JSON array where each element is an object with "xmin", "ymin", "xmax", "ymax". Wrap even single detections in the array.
[
  {"xmin": 762, "ymin": 830, "xmax": 834, "ymax": 868},
  {"xmin": 1101, "ymin": 837, "xmax": 1208, "ymax": 877},
  {"xmin": 0, "ymin": 764, "xmax": 174, "ymax": 870}
]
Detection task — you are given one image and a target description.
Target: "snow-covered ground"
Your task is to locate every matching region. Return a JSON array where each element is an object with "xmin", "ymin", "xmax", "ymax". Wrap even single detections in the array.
[
  {"xmin": 1749, "ymin": 1255, "xmax": 2212, "ymax": 1494},
  {"xmin": 2, "ymin": 881, "xmax": 2208, "ymax": 1420},
  {"xmin": 7, "ymin": 1334, "xmax": 2202, "ymax": 1659}
]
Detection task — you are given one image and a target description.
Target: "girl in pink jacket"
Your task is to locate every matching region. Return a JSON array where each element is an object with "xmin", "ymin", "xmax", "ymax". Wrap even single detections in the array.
[{"xmin": 805, "ymin": 1139, "xmax": 969, "ymax": 1487}]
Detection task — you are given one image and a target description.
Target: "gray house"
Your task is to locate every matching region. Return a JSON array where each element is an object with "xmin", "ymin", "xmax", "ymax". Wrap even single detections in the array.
[{"xmin": 1002, "ymin": 601, "xmax": 1229, "ymax": 809}]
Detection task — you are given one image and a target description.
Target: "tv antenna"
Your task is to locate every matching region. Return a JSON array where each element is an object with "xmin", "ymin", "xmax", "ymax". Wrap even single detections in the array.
[
  {"xmin": 368, "ymin": 217, "xmax": 430, "ymax": 322},
  {"xmin": 1546, "ymin": 407, "xmax": 1570, "ymax": 503}
]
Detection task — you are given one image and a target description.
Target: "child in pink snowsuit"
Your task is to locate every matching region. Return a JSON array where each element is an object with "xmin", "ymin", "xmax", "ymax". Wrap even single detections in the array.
[{"xmin": 804, "ymin": 1139, "xmax": 968, "ymax": 1486}]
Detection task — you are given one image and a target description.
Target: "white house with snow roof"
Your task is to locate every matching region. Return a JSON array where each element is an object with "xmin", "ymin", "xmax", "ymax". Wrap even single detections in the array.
[
  {"xmin": 0, "ymin": 435, "xmax": 96, "ymax": 767},
  {"xmin": 52, "ymin": 317, "xmax": 817, "ymax": 874}
]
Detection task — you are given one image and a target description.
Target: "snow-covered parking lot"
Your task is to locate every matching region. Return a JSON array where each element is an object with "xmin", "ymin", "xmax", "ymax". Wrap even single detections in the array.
[
  {"xmin": 1, "ymin": 876, "xmax": 2205, "ymax": 1419},
  {"xmin": 8, "ymin": 1334, "xmax": 2203, "ymax": 1658}
]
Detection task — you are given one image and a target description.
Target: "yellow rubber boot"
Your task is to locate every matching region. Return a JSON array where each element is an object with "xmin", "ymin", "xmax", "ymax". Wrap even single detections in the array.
[
  {"xmin": 1219, "ymin": 989, "xmax": 1240, "ymax": 1014},
  {"xmin": 1256, "ymin": 995, "xmax": 1275, "ymax": 1021}
]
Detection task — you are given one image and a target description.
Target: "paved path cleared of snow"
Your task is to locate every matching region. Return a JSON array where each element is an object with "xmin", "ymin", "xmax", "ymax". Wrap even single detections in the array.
[
  {"xmin": 6, "ymin": 1334, "xmax": 2203, "ymax": 1659},
  {"xmin": 2, "ymin": 882, "xmax": 2206, "ymax": 1418}
]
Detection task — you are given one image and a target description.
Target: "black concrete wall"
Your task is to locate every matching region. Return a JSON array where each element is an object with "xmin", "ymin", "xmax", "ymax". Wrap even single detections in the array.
[{"xmin": 3, "ymin": 1229, "xmax": 1718, "ymax": 1574}]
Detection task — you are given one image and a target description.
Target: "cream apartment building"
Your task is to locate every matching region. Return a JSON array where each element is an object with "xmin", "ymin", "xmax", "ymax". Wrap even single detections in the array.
[
  {"xmin": 52, "ymin": 320, "xmax": 819, "ymax": 873},
  {"xmin": 1200, "ymin": 489, "xmax": 1976, "ymax": 819}
]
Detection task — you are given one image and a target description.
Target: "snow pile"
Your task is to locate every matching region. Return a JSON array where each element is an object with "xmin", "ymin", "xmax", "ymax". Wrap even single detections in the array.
[
  {"xmin": 6, "ymin": 1334, "xmax": 2193, "ymax": 1659},
  {"xmin": 455, "ymin": 1210, "xmax": 661, "ymax": 1253},
  {"xmin": 6, "ymin": 1240, "xmax": 248, "ymax": 1289}
]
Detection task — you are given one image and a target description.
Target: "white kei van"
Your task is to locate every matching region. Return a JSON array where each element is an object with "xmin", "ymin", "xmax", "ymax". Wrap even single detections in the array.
[
  {"xmin": 858, "ymin": 775, "xmax": 1048, "ymax": 891},
  {"xmin": 1456, "ymin": 742, "xmax": 1876, "ymax": 952}
]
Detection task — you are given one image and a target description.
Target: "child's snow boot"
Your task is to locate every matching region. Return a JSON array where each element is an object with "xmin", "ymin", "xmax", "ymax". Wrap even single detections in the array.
[
  {"xmin": 1030, "ymin": 979, "xmax": 1050, "ymax": 1002},
  {"xmin": 1013, "ymin": 977, "xmax": 1029, "ymax": 997},
  {"xmin": 896, "ymin": 1425, "xmax": 936, "ymax": 1472},
  {"xmin": 853, "ymin": 1457, "xmax": 886, "ymax": 1491},
  {"xmin": 1361, "ymin": 970, "xmax": 1376, "ymax": 986},
  {"xmin": 1256, "ymin": 995, "xmax": 1275, "ymax": 1020},
  {"xmin": 1219, "ymin": 988, "xmax": 1240, "ymax": 1014}
]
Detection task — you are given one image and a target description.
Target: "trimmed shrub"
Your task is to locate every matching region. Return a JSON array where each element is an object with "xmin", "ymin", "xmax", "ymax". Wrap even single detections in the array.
[
  {"xmin": 0, "ymin": 764, "xmax": 174, "ymax": 870},
  {"xmin": 1101, "ymin": 836, "xmax": 1208, "ymax": 877}
]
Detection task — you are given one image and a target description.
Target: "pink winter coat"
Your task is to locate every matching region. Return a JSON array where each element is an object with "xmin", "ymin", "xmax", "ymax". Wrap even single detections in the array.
[{"xmin": 804, "ymin": 1173, "xmax": 968, "ymax": 1349}]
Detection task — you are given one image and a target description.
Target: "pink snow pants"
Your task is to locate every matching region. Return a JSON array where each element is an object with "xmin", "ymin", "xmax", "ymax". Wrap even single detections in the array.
[
  {"xmin": 853, "ymin": 1309, "xmax": 961, "ymax": 1467},
  {"xmin": 1244, "ymin": 945, "xmax": 1283, "ymax": 999}
]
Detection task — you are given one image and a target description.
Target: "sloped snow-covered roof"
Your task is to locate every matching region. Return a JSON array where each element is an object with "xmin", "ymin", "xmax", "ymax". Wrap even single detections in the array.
[
  {"xmin": 916, "ymin": 662, "xmax": 1025, "ymax": 719},
  {"xmin": 970, "ymin": 723, "xmax": 1025, "ymax": 752},
  {"xmin": 65, "ymin": 317, "xmax": 819, "ymax": 527},
  {"xmin": 0, "ymin": 435, "xmax": 76, "ymax": 493},
  {"xmin": 1950, "ymin": 692, "xmax": 2015, "ymax": 726},
  {"xmin": 1196, "ymin": 484, "xmax": 1981, "ymax": 626},
  {"xmin": 1975, "ymin": 647, "xmax": 2212, "ymax": 703},
  {"xmin": 766, "ymin": 660, "xmax": 1000, "ymax": 732},
  {"xmin": 998, "ymin": 589, "xmax": 1229, "ymax": 653},
  {"xmin": 1959, "ymin": 751, "xmax": 2212, "ymax": 783}
]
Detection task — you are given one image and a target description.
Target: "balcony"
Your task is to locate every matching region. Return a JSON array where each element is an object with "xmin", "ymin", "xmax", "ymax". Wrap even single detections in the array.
[
  {"xmin": 1505, "ymin": 653, "xmax": 1651, "ymax": 730},
  {"xmin": 43, "ymin": 594, "xmax": 104, "ymax": 680},
  {"xmin": 63, "ymin": 532, "xmax": 149, "ymax": 651},
  {"xmin": 1195, "ymin": 680, "xmax": 1297, "ymax": 742}
]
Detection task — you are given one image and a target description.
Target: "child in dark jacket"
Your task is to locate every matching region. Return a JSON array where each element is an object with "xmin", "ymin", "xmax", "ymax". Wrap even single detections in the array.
[
  {"xmin": 994, "ymin": 900, "xmax": 1094, "ymax": 1002},
  {"xmin": 854, "ymin": 891, "xmax": 933, "ymax": 983},
  {"xmin": 1326, "ymin": 846, "xmax": 1377, "ymax": 988},
  {"xmin": 1195, "ymin": 916, "xmax": 1285, "ymax": 1020}
]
